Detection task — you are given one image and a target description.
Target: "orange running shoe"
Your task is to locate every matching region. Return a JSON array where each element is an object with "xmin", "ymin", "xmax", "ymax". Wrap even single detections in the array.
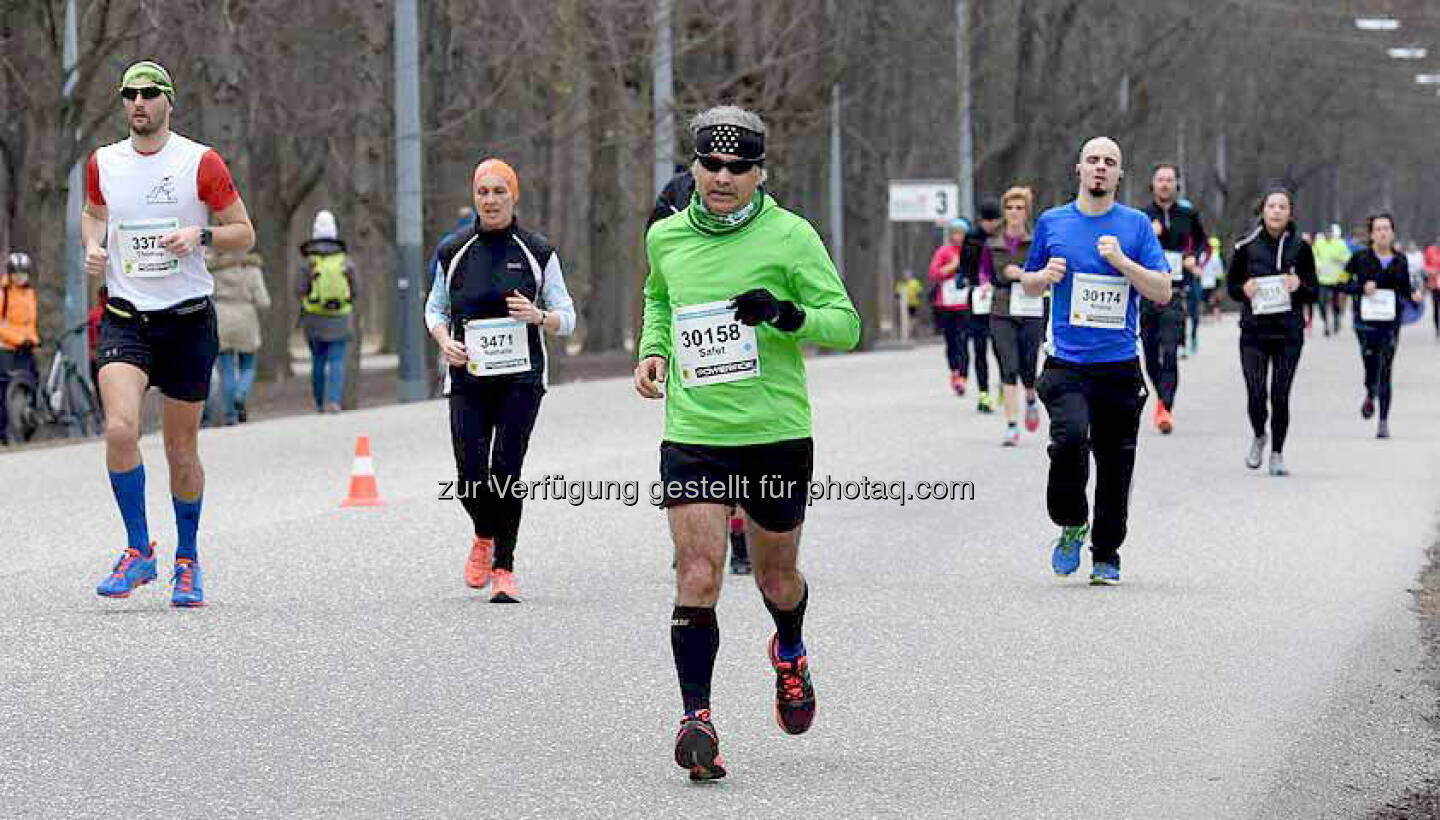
[
  {"xmin": 490, "ymin": 569, "xmax": 520, "ymax": 603},
  {"xmin": 1155, "ymin": 401, "xmax": 1174, "ymax": 435},
  {"xmin": 951, "ymin": 372, "xmax": 967, "ymax": 396},
  {"xmin": 674, "ymin": 709, "xmax": 727, "ymax": 781},
  {"xmin": 465, "ymin": 536, "xmax": 494, "ymax": 589}
]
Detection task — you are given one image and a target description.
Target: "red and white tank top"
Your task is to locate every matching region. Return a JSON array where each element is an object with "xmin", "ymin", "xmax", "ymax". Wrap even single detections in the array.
[{"xmin": 88, "ymin": 133, "xmax": 239, "ymax": 310}]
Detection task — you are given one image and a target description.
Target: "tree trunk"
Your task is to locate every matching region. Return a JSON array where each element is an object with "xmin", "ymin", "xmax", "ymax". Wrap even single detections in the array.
[{"xmin": 251, "ymin": 130, "xmax": 296, "ymax": 383}]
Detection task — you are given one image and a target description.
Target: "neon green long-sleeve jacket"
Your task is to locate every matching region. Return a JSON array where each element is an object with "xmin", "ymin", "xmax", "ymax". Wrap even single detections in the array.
[
  {"xmin": 1312, "ymin": 236, "xmax": 1352, "ymax": 286},
  {"xmin": 640, "ymin": 195, "xmax": 860, "ymax": 446}
]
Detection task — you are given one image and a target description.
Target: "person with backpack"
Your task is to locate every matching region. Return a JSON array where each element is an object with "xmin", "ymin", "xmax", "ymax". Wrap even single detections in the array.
[{"xmin": 296, "ymin": 210, "xmax": 356, "ymax": 413}]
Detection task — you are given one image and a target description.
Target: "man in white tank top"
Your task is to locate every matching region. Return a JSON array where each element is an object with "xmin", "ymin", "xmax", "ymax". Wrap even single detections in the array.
[{"xmin": 82, "ymin": 61, "xmax": 255, "ymax": 608}]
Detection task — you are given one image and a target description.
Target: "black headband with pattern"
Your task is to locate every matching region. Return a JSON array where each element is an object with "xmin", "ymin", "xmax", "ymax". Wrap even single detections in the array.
[{"xmin": 695, "ymin": 124, "xmax": 765, "ymax": 161}]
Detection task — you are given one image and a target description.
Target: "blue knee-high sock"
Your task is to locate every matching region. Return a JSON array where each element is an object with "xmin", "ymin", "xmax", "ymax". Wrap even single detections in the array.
[
  {"xmin": 173, "ymin": 496, "xmax": 203, "ymax": 562},
  {"xmin": 109, "ymin": 465, "xmax": 151, "ymax": 556}
]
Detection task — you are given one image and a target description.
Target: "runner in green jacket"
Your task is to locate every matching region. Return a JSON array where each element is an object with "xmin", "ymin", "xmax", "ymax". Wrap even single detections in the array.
[
  {"xmin": 634, "ymin": 105, "xmax": 858, "ymax": 782},
  {"xmin": 639, "ymin": 198, "xmax": 859, "ymax": 444},
  {"xmin": 1312, "ymin": 225, "xmax": 1351, "ymax": 335}
]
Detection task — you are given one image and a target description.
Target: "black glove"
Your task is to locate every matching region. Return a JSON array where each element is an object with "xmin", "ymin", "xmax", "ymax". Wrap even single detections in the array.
[{"xmin": 729, "ymin": 288, "xmax": 805, "ymax": 332}]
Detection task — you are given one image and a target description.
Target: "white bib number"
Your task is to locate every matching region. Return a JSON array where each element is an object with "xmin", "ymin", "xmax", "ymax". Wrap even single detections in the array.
[
  {"xmin": 117, "ymin": 218, "xmax": 180, "ymax": 278},
  {"xmin": 674, "ymin": 300, "xmax": 760, "ymax": 388},
  {"xmin": 1360, "ymin": 289, "xmax": 1396, "ymax": 322},
  {"xmin": 1009, "ymin": 287, "xmax": 1045, "ymax": 318},
  {"xmin": 940, "ymin": 277, "xmax": 968, "ymax": 308},
  {"xmin": 464, "ymin": 318, "xmax": 532, "ymax": 377},
  {"xmin": 1070, "ymin": 273, "xmax": 1130, "ymax": 330},
  {"xmin": 1201, "ymin": 254, "xmax": 1221, "ymax": 289},
  {"xmin": 1250, "ymin": 275, "xmax": 1292, "ymax": 316},
  {"xmin": 1165, "ymin": 251, "xmax": 1185, "ymax": 283},
  {"xmin": 971, "ymin": 285, "xmax": 993, "ymax": 315}
]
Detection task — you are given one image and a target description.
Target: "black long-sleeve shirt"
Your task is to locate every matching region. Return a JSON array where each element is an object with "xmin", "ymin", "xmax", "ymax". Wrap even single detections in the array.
[
  {"xmin": 1145, "ymin": 199, "xmax": 1207, "ymax": 289},
  {"xmin": 1226, "ymin": 223, "xmax": 1317, "ymax": 342}
]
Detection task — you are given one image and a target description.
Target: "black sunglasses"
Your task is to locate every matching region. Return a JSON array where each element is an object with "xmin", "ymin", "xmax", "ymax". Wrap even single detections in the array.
[
  {"xmin": 695, "ymin": 154, "xmax": 763, "ymax": 175},
  {"xmin": 120, "ymin": 86, "xmax": 165, "ymax": 101}
]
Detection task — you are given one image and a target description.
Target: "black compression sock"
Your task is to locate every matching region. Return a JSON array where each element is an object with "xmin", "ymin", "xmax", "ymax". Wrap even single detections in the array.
[
  {"xmin": 764, "ymin": 583, "xmax": 809, "ymax": 660},
  {"xmin": 671, "ymin": 606, "xmax": 719, "ymax": 715}
]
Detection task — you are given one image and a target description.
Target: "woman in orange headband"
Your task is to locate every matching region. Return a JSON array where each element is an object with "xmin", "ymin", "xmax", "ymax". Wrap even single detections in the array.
[{"xmin": 424, "ymin": 158, "xmax": 577, "ymax": 603}]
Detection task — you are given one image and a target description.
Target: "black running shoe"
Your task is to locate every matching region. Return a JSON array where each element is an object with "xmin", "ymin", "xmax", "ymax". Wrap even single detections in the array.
[
  {"xmin": 768, "ymin": 634, "xmax": 816, "ymax": 735},
  {"xmin": 1362, "ymin": 395, "xmax": 1375, "ymax": 419},
  {"xmin": 674, "ymin": 709, "xmax": 727, "ymax": 781}
]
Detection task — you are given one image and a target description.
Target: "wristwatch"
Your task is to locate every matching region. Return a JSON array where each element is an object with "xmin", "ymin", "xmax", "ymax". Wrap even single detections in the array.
[{"xmin": 199, "ymin": 228, "xmax": 213, "ymax": 246}]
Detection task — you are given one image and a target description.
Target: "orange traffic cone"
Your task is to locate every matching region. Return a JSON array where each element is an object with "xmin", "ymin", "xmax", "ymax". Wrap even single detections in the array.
[{"xmin": 341, "ymin": 435, "xmax": 384, "ymax": 507}]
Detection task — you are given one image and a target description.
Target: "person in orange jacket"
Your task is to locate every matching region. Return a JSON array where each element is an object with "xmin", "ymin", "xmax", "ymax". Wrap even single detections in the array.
[{"xmin": 1, "ymin": 252, "xmax": 41, "ymax": 444}]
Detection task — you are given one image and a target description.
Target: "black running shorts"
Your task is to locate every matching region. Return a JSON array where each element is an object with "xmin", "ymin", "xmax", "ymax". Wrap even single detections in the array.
[
  {"xmin": 658, "ymin": 438, "xmax": 814, "ymax": 533},
  {"xmin": 97, "ymin": 297, "xmax": 219, "ymax": 403}
]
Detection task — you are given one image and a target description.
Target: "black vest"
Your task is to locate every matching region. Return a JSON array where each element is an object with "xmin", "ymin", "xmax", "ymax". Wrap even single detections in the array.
[{"xmin": 436, "ymin": 222, "xmax": 553, "ymax": 389}]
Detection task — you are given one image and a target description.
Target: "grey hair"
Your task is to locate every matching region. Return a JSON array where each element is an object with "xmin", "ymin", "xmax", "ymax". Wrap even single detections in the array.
[{"xmin": 689, "ymin": 105, "xmax": 767, "ymax": 140}]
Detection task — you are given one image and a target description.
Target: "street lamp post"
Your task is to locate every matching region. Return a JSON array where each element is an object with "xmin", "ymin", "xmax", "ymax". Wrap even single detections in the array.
[
  {"xmin": 652, "ymin": 0, "xmax": 674, "ymax": 198},
  {"xmin": 394, "ymin": 0, "xmax": 426, "ymax": 402},
  {"xmin": 62, "ymin": 0, "xmax": 86, "ymax": 373}
]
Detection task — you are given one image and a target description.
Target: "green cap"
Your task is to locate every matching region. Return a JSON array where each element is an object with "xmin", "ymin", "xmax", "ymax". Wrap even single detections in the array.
[{"xmin": 119, "ymin": 60, "xmax": 174, "ymax": 100}]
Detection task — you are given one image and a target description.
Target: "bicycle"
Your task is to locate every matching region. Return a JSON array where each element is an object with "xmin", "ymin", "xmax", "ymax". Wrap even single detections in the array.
[{"xmin": 4, "ymin": 322, "xmax": 103, "ymax": 443}]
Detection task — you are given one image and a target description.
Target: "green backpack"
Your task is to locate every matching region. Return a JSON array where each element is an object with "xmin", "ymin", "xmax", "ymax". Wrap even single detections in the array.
[{"xmin": 304, "ymin": 253, "xmax": 353, "ymax": 316}]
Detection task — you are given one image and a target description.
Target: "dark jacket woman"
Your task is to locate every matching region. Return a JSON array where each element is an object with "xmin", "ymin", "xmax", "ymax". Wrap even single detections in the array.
[
  {"xmin": 1342, "ymin": 249, "xmax": 1419, "ymax": 337},
  {"xmin": 1226, "ymin": 221, "xmax": 1319, "ymax": 342}
]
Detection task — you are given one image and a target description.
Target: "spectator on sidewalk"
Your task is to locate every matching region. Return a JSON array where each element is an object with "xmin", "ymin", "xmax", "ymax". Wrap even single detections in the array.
[
  {"xmin": 1, "ymin": 252, "xmax": 40, "ymax": 445},
  {"xmin": 210, "ymin": 248, "xmax": 270, "ymax": 424},
  {"xmin": 296, "ymin": 210, "xmax": 356, "ymax": 413}
]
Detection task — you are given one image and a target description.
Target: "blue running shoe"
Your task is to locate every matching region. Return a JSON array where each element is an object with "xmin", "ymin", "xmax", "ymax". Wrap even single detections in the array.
[
  {"xmin": 170, "ymin": 559, "xmax": 206, "ymax": 608},
  {"xmin": 97, "ymin": 546, "xmax": 158, "ymax": 598},
  {"xmin": 1050, "ymin": 525, "xmax": 1087, "ymax": 576},
  {"xmin": 1090, "ymin": 561, "xmax": 1121, "ymax": 586}
]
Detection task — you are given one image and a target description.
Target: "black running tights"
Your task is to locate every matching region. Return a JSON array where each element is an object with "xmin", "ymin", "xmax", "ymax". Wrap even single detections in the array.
[
  {"xmin": 1239, "ymin": 337, "xmax": 1302, "ymax": 453},
  {"xmin": 449, "ymin": 381, "xmax": 545, "ymax": 570}
]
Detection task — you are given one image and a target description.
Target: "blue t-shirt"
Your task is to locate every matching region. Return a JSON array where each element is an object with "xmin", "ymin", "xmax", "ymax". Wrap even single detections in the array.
[{"xmin": 1024, "ymin": 202, "xmax": 1168, "ymax": 364}]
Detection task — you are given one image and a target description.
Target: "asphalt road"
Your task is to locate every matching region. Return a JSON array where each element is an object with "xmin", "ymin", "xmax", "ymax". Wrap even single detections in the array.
[{"xmin": 1, "ymin": 316, "xmax": 1437, "ymax": 819}]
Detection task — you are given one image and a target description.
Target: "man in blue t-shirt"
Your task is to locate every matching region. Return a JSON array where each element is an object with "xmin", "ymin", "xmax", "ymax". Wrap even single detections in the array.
[{"xmin": 1018, "ymin": 136, "xmax": 1172, "ymax": 585}]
